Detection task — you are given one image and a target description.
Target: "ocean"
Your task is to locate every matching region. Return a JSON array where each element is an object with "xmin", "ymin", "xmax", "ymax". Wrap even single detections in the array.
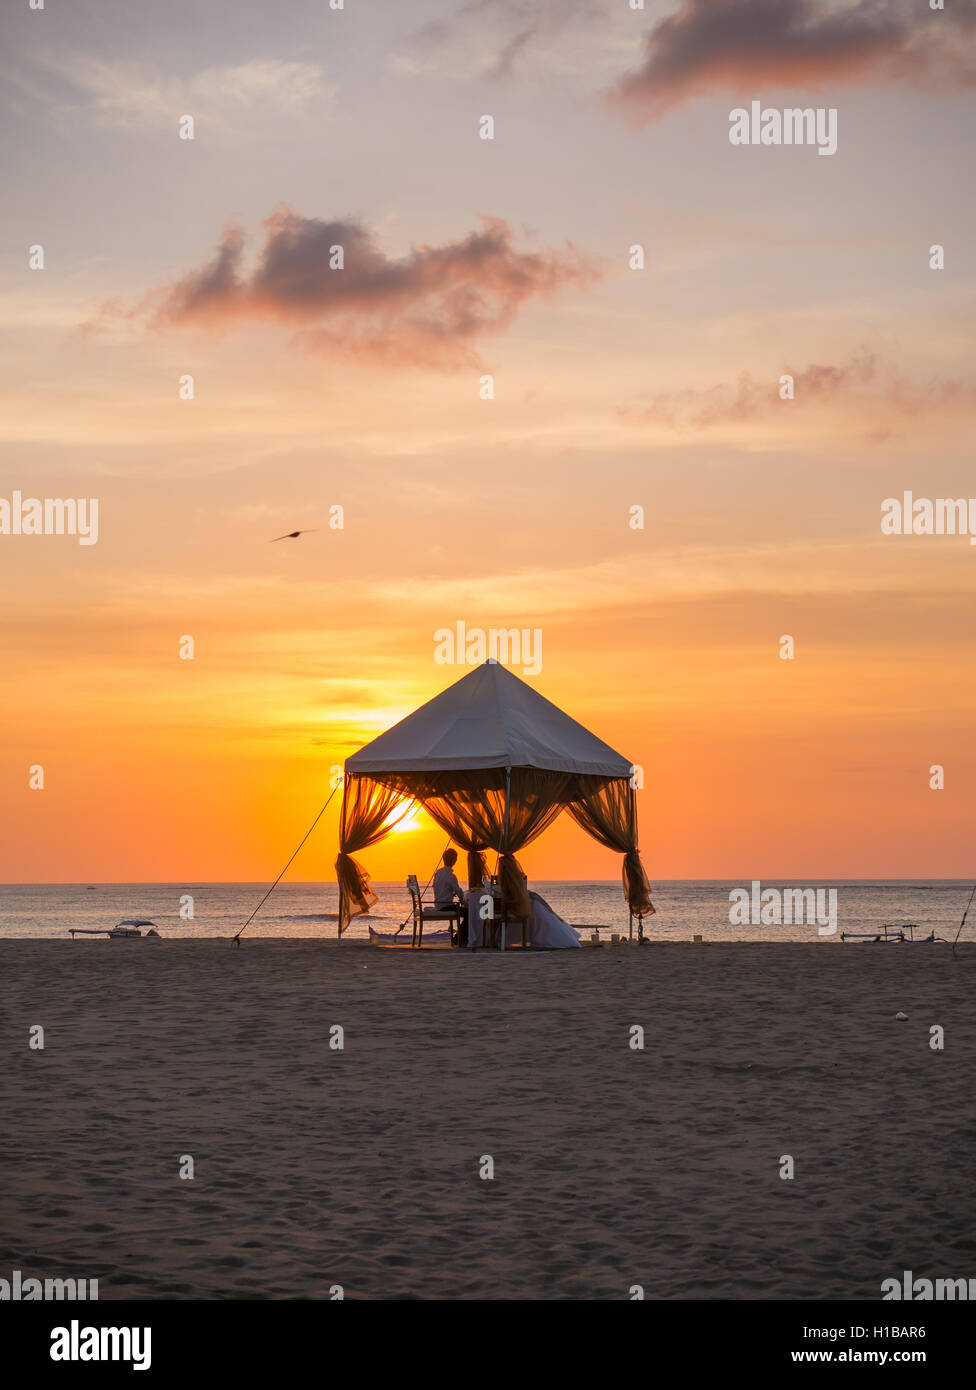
[{"xmin": 0, "ymin": 880, "xmax": 971, "ymax": 943}]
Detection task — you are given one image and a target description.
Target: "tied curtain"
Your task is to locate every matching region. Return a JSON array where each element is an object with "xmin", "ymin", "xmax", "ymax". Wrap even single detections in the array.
[
  {"xmin": 566, "ymin": 778, "xmax": 655, "ymax": 919},
  {"xmin": 335, "ymin": 777, "xmax": 416, "ymax": 933},
  {"xmin": 495, "ymin": 770, "xmax": 576, "ymax": 918}
]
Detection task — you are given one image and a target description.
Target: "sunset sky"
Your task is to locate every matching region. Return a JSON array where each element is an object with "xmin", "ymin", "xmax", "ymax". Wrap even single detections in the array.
[{"xmin": 1, "ymin": 0, "xmax": 974, "ymax": 884}]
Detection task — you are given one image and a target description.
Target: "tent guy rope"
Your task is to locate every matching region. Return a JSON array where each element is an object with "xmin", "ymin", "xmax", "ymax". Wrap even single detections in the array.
[{"xmin": 234, "ymin": 786, "xmax": 339, "ymax": 944}]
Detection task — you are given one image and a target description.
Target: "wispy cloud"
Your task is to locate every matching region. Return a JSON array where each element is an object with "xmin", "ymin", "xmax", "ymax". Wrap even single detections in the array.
[
  {"xmin": 114, "ymin": 207, "xmax": 598, "ymax": 370},
  {"xmin": 41, "ymin": 56, "xmax": 330, "ymax": 137},
  {"xmin": 394, "ymin": 0, "xmax": 619, "ymax": 85},
  {"xmin": 609, "ymin": 0, "xmax": 976, "ymax": 124},
  {"xmin": 618, "ymin": 352, "xmax": 976, "ymax": 432}
]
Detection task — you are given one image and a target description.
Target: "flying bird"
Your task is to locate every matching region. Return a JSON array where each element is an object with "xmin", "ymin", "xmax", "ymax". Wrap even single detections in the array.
[{"xmin": 269, "ymin": 530, "xmax": 317, "ymax": 542}]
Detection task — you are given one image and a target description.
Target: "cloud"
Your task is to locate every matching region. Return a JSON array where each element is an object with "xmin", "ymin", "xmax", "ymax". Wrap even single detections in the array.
[
  {"xmin": 131, "ymin": 207, "xmax": 598, "ymax": 369},
  {"xmin": 49, "ymin": 57, "xmax": 330, "ymax": 136},
  {"xmin": 394, "ymin": 0, "xmax": 618, "ymax": 85},
  {"xmin": 618, "ymin": 352, "xmax": 976, "ymax": 431},
  {"xmin": 609, "ymin": 0, "xmax": 976, "ymax": 124}
]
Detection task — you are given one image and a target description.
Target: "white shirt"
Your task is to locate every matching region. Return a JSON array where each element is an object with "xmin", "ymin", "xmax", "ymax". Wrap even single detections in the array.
[{"xmin": 433, "ymin": 866, "xmax": 464, "ymax": 907}]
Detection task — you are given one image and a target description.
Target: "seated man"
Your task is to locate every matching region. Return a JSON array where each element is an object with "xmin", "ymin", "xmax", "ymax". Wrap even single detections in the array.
[{"xmin": 432, "ymin": 848, "xmax": 467, "ymax": 945}]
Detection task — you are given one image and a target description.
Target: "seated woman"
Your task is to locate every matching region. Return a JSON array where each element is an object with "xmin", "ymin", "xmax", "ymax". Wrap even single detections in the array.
[{"xmin": 463, "ymin": 875, "xmax": 580, "ymax": 950}]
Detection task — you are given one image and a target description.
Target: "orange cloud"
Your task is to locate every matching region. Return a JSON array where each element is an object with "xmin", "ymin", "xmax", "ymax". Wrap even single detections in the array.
[
  {"xmin": 134, "ymin": 207, "xmax": 598, "ymax": 369},
  {"xmin": 610, "ymin": 0, "xmax": 976, "ymax": 125},
  {"xmin": 618, "ymin": 352, "xmax": 976, "ymax": 431}
]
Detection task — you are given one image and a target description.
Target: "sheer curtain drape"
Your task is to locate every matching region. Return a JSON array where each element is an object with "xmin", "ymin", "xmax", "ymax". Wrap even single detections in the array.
[
  {"xmin": 335, "ymin": 768, "xmax": 653, "ymax": 932},
  {"xmin": 566, "ymin": 778, "xmax": 655, "ymax": 918},
  {"xmin": 335, "ymin": 776, "xmax": 414, "ymax": 933}
]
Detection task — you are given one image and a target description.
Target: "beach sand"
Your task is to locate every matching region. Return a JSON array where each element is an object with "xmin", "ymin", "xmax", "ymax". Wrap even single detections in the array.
[{"xmin": 3, "ymin": 939, "xmax": 976, "ymax": 1300}]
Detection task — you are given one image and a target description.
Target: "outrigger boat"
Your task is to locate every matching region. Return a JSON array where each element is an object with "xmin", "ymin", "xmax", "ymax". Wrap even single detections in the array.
[
  {"xmin": 69, "ymin": 919, "xmax": 160, "ymax": 939},
  {"xmin": 841, "ymin": 922, "xmax": 938, "ymax": 944}
]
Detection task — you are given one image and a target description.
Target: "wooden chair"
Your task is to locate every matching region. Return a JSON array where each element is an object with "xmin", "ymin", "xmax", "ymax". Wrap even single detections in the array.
[
  {"xmin": 510, "ymin": 911, "xmax": 531, "ymax": 950},
  {"xmin": 480, "ymin": 914, "xmax": 530, "ymax": 949},
  {"xmin": 481, "ymin": 877, "xmax": 530, "ymax": 950},
  {"xmin": 406, "ymin": 875, "xmax": 464, "ymax": 948}
]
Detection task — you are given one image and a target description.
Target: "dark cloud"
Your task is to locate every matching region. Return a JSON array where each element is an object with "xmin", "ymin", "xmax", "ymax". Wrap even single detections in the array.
[
  {"xmin": 141, "ymin": 207, "xmax": 596, "ymax": 368},
  {"xmin": 610, "ymin": 0, "xmax": 976, "ymax": 124}
]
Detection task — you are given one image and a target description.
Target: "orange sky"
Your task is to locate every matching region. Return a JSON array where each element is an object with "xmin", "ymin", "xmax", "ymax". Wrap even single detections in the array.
[{"xmin": 1, "ymin": 1, "xmax": 974, "ymax": 883}]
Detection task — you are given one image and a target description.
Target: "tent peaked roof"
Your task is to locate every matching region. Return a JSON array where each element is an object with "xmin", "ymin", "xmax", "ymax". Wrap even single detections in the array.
[{"xmin": 345, "ymin": 661, "xmax": 632, "ymax": 778}]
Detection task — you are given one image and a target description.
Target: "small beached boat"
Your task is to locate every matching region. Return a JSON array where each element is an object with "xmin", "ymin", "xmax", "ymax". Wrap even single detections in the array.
[
  {"xmin": 841, "ymin": 922, "xmax": 938, "ymax": 943},
  {"xmin": 69, "ymin": 919, "xmax": 160, "ymax": 939}
]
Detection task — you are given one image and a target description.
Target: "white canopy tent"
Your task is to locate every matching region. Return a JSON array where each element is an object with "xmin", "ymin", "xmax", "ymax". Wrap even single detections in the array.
[
  {"xmin": 335, "ymin": 660, "xmax": 654, "ymax": 945},
  {"xmin": 346, "ymin": 659, "xmax": 633, "ymax": 778}
]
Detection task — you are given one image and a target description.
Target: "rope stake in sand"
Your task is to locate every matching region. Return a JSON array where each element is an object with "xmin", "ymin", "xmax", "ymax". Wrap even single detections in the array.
[
  {"xmin": 233, "ymin": 786, "xmax": 339, "ymax": 944},
  {"xmin": 951, "ymin": 883, "xmax": 976, "ymax": 958}
]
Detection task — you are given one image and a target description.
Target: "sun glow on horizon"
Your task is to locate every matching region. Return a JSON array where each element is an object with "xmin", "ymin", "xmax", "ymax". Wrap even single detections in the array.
[{"xmin": 385, "ymin": 801, "xmax": 424, "ymax": 835}]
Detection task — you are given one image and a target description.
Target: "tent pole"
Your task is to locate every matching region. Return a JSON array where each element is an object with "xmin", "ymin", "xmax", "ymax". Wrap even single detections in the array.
[
  {"xmin": 501, "ymin": 766, "xmax": 511, "ymax": 952},
  {"xmin": 336, "ymin": 775, "xmax": 350, "ymax": 944}
]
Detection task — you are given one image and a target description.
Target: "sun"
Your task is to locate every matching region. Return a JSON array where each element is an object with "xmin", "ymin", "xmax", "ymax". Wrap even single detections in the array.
[
  {"xmin": 390, "ymin": 812, "xmax": 423, "ymax": 834},
  {"xmin": 385, "ymin": 800, "xmax": 424, "ymax": 834}
]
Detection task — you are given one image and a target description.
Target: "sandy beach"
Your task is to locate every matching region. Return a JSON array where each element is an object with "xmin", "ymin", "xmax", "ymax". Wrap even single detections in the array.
[{"xmin": 3, "ymin": 939, "xmax": 976, "ymax": 1301}]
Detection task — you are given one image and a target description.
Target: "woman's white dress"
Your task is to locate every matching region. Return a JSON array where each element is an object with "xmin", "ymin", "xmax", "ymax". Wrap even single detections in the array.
[{"xmin": 466, "ymin": 890, "xmax": 580, "ymax": 949}]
